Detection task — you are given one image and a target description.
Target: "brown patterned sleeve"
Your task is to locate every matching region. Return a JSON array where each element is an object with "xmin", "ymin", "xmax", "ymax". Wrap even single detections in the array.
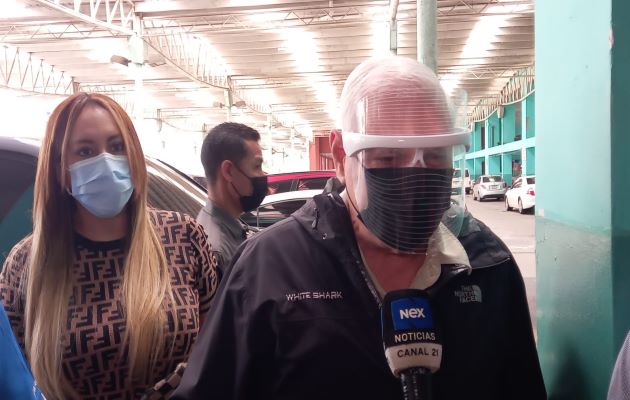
[
  {"xmin": 186, "ymin": 216, "xmax": 218, "ymax": 315},
  {"xmin": 0, "ymin": 236, "xmax": 31, "ymax": 347}
]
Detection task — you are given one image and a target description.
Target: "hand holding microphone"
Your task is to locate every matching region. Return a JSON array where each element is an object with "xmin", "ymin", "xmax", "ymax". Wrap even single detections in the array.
[{"xmin": 381, "ymin": 289, "xmax": 442, "ymax": 400}]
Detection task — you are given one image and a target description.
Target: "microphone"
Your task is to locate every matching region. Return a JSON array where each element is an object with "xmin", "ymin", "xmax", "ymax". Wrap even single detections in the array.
[{"xmin": 381, "ymin": 289, "xmax": 442, "ymax": 400}]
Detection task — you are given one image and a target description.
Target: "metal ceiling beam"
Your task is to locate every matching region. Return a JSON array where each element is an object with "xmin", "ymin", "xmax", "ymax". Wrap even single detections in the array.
[
  {"xmin": 136, "ymin": 0, "xmax": 359, "ymax": 16},
  {"xmin": 0, "ymin": 44, "xmax": 75, "ymax": 95},
  {"xmin": 439, "ymin": 65, "xmax": 531, "ymax": 80},
  {"xmin": 21, "ymin": 0, "xmax": 308, "ymax": 133},
  {"xmin": 469, "ymin": 64, "xmax": 534, "ymax": 122},
  {"xmin": 141, "ymin": 8, "xmax": 387, "ymax": 37},
  {"xmin": 143, "ymin": 20, "xmax": 309, "ymax": 131},
  {"xmin": 0, "ymin": 22, "xmax": 126, "ymax": 43},
  {"xmin": 436, "ymin": 0, "xmax": 533, "ymax": 17},
  {"xmin": 29, "ymin": 0, "xmax": 135, "ymax": 35}
]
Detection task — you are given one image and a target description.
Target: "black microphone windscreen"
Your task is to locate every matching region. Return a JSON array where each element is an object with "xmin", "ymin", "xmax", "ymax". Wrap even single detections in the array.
[{"xmin": 381, "ymin": 289, "xmax": 442, "ymax": 377}]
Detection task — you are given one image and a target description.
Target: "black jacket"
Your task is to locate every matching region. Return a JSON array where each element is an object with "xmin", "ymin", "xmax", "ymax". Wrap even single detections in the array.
[{"xmin": 173, "ymin": 191, "xmax": 547, "ymax": 400}]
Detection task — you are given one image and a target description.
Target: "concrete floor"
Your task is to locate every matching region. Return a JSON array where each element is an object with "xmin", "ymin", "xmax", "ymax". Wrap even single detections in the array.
[{"xmin": 463, "ymin": 195, "xmax": 537, "ymax": 334}]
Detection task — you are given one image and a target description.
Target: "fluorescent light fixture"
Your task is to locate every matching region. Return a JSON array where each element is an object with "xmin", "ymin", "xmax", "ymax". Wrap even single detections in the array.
[
  {"xmin": 370, "ymin": 21, "xmax": 391, "ymax": 57},
  {"xmin": 2, "ymin": 0, "xmax": 43, "ymax": 19},
  {"xmin": 279, "ymin": 28, "xmax": 340, "ymax": 125},
  {"xmin": 439, "ymin": 7, "xmax": 514, "ymax": 95},
  {"xmin": 82, "ymin": 38, "xmax": 130, "ymax": 63},
  {"xmin": 247, "ymin": 12, "xmax": 288, "ymax": 24}
]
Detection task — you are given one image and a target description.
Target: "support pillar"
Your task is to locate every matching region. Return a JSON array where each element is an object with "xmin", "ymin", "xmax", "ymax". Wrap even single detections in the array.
[
  {"xmin": 417, "ymin": 0, "xmax": 437, "ymax": 73},
  {"xmin": 536, "ymin": 0, "xmax": 630, "ymax": 398}
]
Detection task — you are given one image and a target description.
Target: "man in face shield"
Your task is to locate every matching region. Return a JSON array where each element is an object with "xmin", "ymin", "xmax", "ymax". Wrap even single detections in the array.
[{"xmin": 172, "ymin": 56, "xmax": 546, "ymax": 400}]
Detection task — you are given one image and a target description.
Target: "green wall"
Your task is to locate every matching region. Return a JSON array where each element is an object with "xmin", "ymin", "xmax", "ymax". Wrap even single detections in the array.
[
  {"xmin": 525, "ymin": 94, "xmax": 536, "ymax": 138},
  {"xmin": 611, "ymin": 0, "xmax": 630, "ymax": 364},
  {"xmin": 488, "ymin": 154, "xmax": 501, "ymax": 176},
  {"xmin": 526, "ymin": 147, "xmax": 535, "ymax": 176},
  {"xmin": 502, "ymin": 104, "xmax": 516, "ymax": 144},
  {"xmin": 487, "ymin": 112, "xmax": 501, "ymax": 148},
  {"xmin": 536, "ymin": 0, "xmax": 630, "ymax": 398},
  {"xmin": 501, "ymin": 152, "xmax": 513, "ymax": 184},
  {"xmin": 472, "ymin": 123, "xmax": 483, "ymax": 152}
]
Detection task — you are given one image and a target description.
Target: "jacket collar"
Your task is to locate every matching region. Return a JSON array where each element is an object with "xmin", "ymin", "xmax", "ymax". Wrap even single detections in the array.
[{"xmin": 292, "ymin": 190, "xmax": 511, "ymax": 273}]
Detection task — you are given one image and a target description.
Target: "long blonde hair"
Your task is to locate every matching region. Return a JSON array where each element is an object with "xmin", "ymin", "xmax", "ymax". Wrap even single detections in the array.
[{"xmin": 24, "ymin": 92, "xmax": 174, "ymax": 399}]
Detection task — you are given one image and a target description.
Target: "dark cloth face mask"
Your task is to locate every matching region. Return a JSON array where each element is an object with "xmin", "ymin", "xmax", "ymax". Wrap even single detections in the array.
[
  {"xmin": 232, "ymin": 165, "xmax": 268, "ymax": 212},
  {"xmin": 357, "ymin": 167, "xmax": 453, "ymax": 253}
]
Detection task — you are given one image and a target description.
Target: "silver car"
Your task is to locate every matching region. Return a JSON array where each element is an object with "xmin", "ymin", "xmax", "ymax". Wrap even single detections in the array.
[{"xmin": 472, "ymin": 175, "xmax": 507, "ymax": 201}]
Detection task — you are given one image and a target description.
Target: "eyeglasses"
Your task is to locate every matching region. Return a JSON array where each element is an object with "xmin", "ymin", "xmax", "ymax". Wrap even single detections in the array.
[{"xmin": 342, "ymin": 129, "xmax": 470, "ymax": 169}]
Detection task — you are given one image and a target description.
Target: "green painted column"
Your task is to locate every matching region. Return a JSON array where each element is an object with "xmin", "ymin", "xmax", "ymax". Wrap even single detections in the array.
[
  {"xmin": 525, "ymin": 94, "xmax": 535, "ymax": 138},
  {"xmin": 526, "ymin": 147, "xmax": 535, "ymax": 176},
  {"xmin": 488, "ymin": 154, "xmax": 501, "ymax": 175},
  {"xmin": 502, "ymin": 104, "xmax": 516, "ymax": 144},
  {"xmin": 487, "ymin": 112, "xmax": 501, "ymax": 148},
  {"xmin": 501, "ymin": 152, "xmax": 512, "ymax": 184},
  {"xmin": 536, "ymin": 0, "xmax": 630, "ymax": 398},
  {"xmin": 473, "ymin": 122, "xmax": 482, "ymax": 152}
]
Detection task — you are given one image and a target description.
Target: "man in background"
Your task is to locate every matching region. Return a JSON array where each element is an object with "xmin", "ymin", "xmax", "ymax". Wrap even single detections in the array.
[{"xmin": 197, "ymin": 122, "xmax": 267, "ymax": 275}]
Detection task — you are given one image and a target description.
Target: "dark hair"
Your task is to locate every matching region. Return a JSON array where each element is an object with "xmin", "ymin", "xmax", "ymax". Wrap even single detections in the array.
[{"xmin": 201, "ymin": 122, "xmax": 261, "ymax": 184}]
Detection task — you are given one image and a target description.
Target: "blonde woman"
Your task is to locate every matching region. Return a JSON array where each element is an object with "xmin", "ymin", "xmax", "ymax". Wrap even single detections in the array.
[{"xmin": 0, "ymin": 92, "xmax": 218, "ymax": 399}]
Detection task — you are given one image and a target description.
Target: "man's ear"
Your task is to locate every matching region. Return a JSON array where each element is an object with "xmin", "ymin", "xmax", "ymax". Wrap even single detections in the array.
[
  {"xmin": 219, "ymin": 159, "xmax": 234, "ymax": 183},
  {"xmin": 330, "ymin": 129, "xmax": 346, "ymax": 185}
]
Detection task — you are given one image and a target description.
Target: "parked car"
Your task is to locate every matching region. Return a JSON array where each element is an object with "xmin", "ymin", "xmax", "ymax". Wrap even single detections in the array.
[
  {"xmin": 472, "ymin": 175, "xmax": 507, "ymax": 201},
  {"xmin": 267, "ymin": 170, "xmax": 335, "ymax": 194},
  {"xmin": 505, "ymin": 176, "xmax": 536, "ymax": 214},
  {"xmin": 0, "ymin": 137, "xmax": 206, "ymax": 262},
  {"xmin": 190, "ymin": 170, "xmax": 335, "ymax": 195},
  {"xmin": 241, "ymin": 189, "xmax": 321, "ymax": 229},
  {"xmin": 453, "ymin": 168, "xmax": 472, "ymax": 194}
]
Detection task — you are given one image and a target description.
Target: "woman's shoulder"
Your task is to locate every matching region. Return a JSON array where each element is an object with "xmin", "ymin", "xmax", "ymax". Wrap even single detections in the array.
[
  {"xmin": 147, "ymin": 208, "xmax": 204, "ymax": 239},
  {"xmin": 1, "ymin": 235, "xmax": 32, "ymax": 287},
  {"xmin": 148, "ymin": 208, "xmax": 197, "ymax": 227},
  {"xmin": 3, "ymin": 236, "xmax": 33, "ymax": 271}
]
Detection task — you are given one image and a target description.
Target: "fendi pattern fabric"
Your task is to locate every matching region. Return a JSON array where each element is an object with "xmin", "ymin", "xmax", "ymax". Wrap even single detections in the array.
[{"xmin": 0, "ymin": 209, "xmax": 218, "ymax": 399}]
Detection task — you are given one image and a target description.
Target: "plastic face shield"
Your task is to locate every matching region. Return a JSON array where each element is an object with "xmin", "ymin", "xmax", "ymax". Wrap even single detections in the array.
[
  {"xmin": 339, "ymin": 56, "xmax": 472, "ymax": 247},
  {"xmin": 342, "ymin": 132, "xmax": 469, "ymax": 252},
  {"xmin": 343, "ymin": 130, "xmax": 470, "ymax": 214}
]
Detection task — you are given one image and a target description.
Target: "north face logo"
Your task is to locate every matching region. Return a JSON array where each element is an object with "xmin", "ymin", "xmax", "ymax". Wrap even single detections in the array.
[{"xmin": 454, "ymin": 285, "xmax": 482, "ymax": 303}]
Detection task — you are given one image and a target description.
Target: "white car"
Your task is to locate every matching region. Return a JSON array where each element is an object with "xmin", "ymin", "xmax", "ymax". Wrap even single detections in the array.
[
  {"xmin": 472, "ymin": 175, "xmax": 507, "ymax": 201},
  {"xmin": 505, "ymin": 176, "xmax": 536, "ymax": 214},
  {"xmin": 453, "ymin": 168, "xmax": 472, "ymax": 194},
  {"xmin": 241, "ymin": 189, "xmax": 322, "ymax": 229}
]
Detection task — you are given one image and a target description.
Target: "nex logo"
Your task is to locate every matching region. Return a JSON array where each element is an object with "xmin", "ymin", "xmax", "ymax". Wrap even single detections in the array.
[
  {"xmin": 399, "ymin": 307, "xmax": 426, "ymax": 319},
  {"xmin": 392, "ymin": 298, "xmax": 434, "ymax": 331}
]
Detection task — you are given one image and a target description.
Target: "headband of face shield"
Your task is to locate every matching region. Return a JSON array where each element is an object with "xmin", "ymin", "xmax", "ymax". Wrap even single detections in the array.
[{"xmin": 343, "ymin": 130, "xmax": 470, "ymax": 254}]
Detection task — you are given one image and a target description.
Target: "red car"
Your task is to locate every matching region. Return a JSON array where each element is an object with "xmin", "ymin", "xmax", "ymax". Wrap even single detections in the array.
[{"xmin": 267, "ymin": 170, "xmax": 336, "ymax": 194}]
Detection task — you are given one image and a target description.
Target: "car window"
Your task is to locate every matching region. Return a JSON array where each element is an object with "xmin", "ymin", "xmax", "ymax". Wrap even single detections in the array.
[
  {"xmin": 0, "ymin": 151, "xmax": 37, "ymax": 261},
  {"xmin": 482, "ymin": 176, "xmax": 503, "ymax": 183},
  {"xmin": 246, "ymin": 199, "xmax": 308, "ymax": 229},
  {"xmin": 514, "ymin": 180, "xmax": 522, "ymax": 188},
  {"xmin": 296, "ymin": 177, "xmax": 329, "ymax": 191},
  {"xmin": 465, "ymin": 170, "xmax": 470, "ymax": 178},
  {"xmin": 268, "ymin": 180, "xmax": 293, "ymax": 195},
  {"xmin": 453, "ymin": 169, "xmax": 461, "ymax": 178},
  {"xmin": 526, "ymin": 177, "xmax": 535, "ymax": 185},
  {"xmin": 145, "ymin": 159, "xmax": 206, "ymax": 217}
]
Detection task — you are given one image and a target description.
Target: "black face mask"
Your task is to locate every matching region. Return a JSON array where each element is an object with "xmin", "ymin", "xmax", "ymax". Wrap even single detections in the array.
[
  {"xmin": 358, "ymin": 167, "xmax": 453, "ymax": 253},
  {"xmin": 232, "ymin": 166, "xmax": 268, "ymax": 212}
]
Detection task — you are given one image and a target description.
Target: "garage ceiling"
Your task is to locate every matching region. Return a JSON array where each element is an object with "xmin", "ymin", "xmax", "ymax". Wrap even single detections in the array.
[{"xmin": 1, "ymin": 0, "xmax": 534, "ymax": 149}]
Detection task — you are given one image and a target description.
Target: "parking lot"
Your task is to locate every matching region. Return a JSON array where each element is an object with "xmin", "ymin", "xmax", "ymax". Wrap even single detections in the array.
[{"xmin": 464, "ymin": 194, "xmax": 537, "ymax": 333}]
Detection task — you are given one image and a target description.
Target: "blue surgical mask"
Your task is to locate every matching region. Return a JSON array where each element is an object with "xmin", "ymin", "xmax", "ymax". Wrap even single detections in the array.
[{"xmin": 69, "ymin": 153, "xmax": 134, "ymax": 218}]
